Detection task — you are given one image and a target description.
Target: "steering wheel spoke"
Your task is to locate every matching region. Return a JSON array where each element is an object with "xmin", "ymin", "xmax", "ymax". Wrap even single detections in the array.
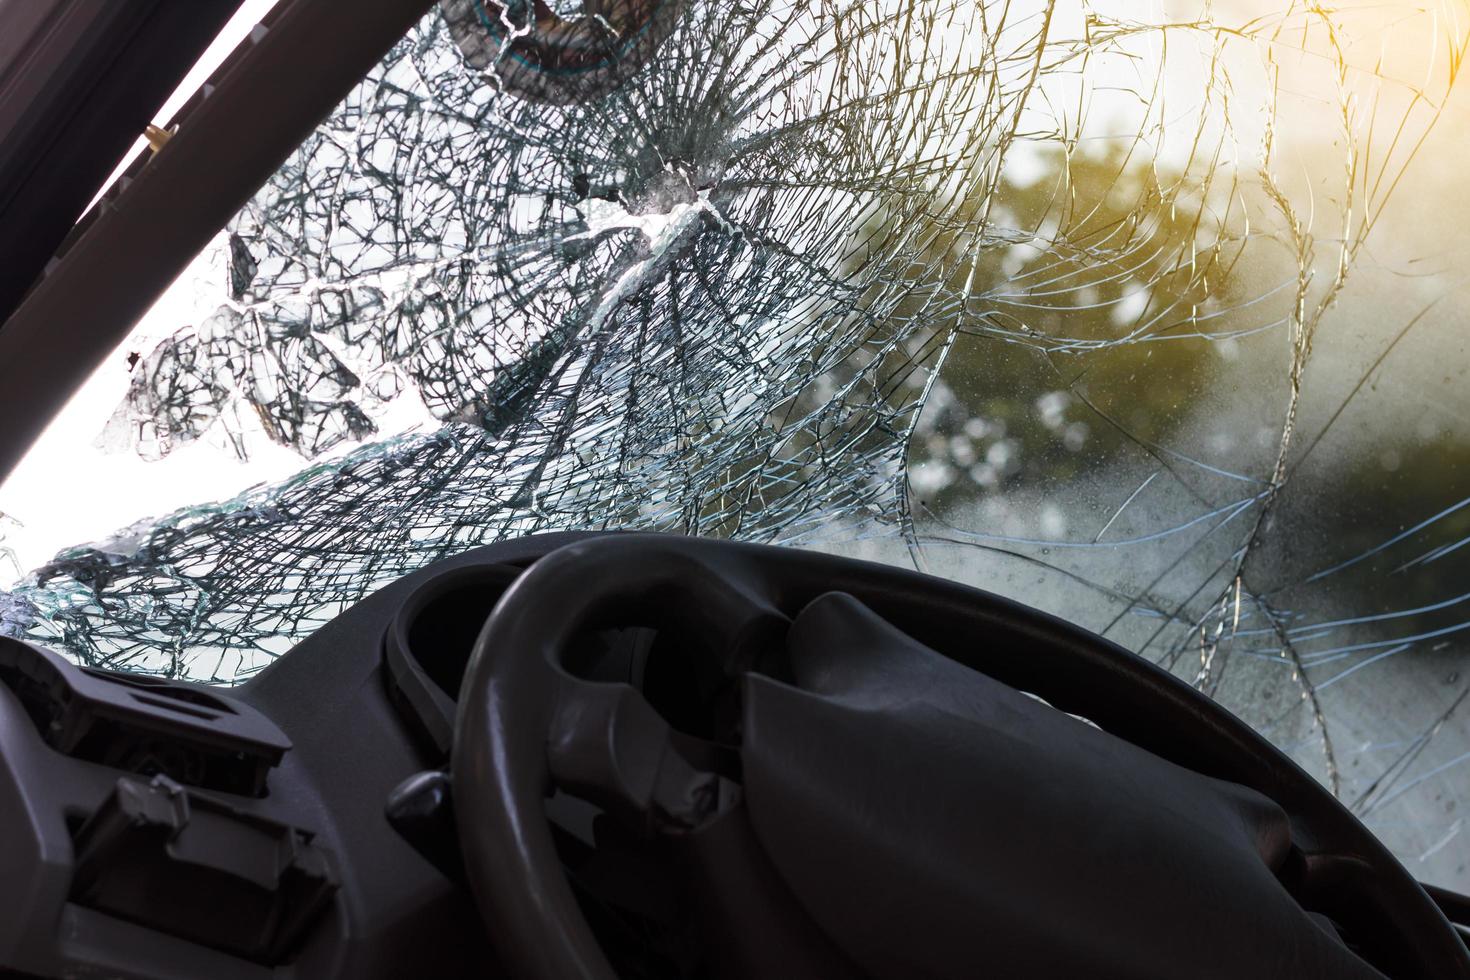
[{"xmin": 548, "ymin": 675, "xmax": 738, "ymax": 836}]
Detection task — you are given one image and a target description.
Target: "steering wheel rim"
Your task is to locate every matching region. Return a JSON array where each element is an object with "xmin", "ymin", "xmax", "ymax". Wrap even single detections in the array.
[{"xmin": 451, "ymin": 533, "xmax": 1469, "ymax": 979}]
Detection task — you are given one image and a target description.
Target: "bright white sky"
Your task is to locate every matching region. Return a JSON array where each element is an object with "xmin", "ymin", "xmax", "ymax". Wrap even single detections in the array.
[{"xmin": 0, "ymin": 0, "xmax": 289, "ymax": 582}]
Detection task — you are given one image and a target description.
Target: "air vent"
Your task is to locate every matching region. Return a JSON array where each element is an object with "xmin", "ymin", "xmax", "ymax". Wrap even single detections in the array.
[{"xmin": 0, "ymin": 638, "xmax": 289, "ymax": 796}]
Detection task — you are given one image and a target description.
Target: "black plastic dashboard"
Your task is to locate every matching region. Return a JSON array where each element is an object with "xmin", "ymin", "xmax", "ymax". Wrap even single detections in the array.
[{"xmin": 1, "ymin": 530, "xmax": 1467, "ymax": 979}]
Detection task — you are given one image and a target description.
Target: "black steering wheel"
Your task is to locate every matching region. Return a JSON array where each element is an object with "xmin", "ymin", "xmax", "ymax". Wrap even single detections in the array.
[{"xmin": 451, "ymin": 533, "xmax": 1468, "ymax": 978}]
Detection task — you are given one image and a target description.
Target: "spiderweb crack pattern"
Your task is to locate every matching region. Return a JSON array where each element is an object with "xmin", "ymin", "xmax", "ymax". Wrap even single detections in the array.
[{"xmin": 4, "ymin": 0, "xmax": 1470, "ymax": 883}]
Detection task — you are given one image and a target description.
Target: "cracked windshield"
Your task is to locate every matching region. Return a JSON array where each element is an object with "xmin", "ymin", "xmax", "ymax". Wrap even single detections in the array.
[{"xmin": 2, "ymin": 0, "xmax": 1470, "ymax": 888}]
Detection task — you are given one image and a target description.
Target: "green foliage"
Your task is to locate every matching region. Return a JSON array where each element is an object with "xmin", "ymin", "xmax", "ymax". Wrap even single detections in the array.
[{"xmin": 880, "ymin": 144, "xmax": 1275, "ymax": 512}]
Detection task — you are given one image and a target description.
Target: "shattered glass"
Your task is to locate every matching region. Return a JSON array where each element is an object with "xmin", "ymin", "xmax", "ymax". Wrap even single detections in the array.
[{"xmin": 2, "ymin": 0, "xmax": 1470, "ymax": 886}]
